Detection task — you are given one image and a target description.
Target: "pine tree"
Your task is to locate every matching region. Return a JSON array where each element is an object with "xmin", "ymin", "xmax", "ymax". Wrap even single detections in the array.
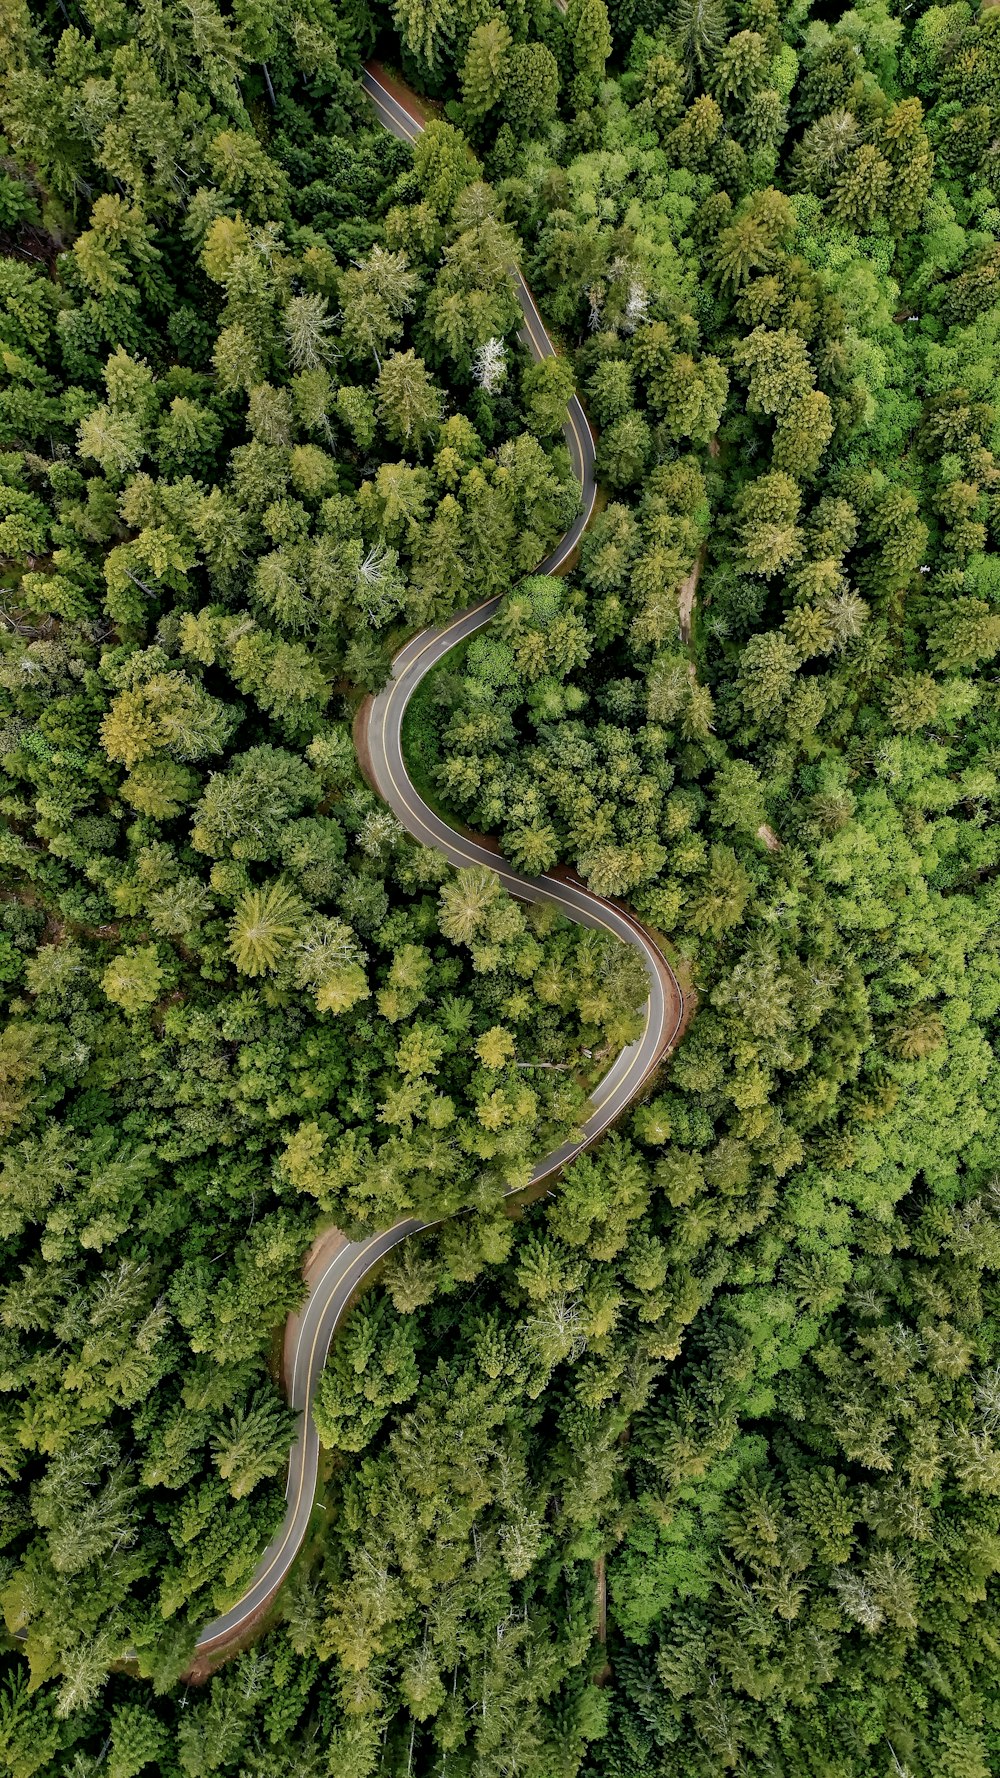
[
  {"xmin": 376, "ymin": 350, "xmax": 443, "ymax": 453},
  {"xmin": 340, "ymin": 246, "xmax": 418, "ymax": 365},
  {"xmin": 391, "ymin": 0, "xmax": 452, "ymax": 68},
  {"xmin": 412, "ymin": 120, "xmax": 480, "ymax": 217},
  {"xmin": 928, "ymin": 596, "xmax": 1000, "ymax": 671},
  {"xmin": 673, "ymin": 0, "xmax": 730, "ymax": 89},
  {"xmin": 792, "ymin": 108, "xmax": 861, "ymax": 193},
  {"xmin": 107, "ymin": 1703, "xmax": 170, "ymax": 1778},
  {"xmin": 461, "ymin": 17, "xmax": 512, "ymax": 119},
  {"xmin": 688, "ymin": 845, "xmax": 751, "ymax": 936},
  {"xmin": 284, "ymin": 292, "xmax": 336, "ymax": 372},
  {"xmin": 735, "ymin": 471, "xmax": 804, "ymax": 578},
  {"xmin": 101, "ymin": 945, "xmax": 165, "ymax": 1015},
  {"xmin": 227, "ymin": 878, "xmax": 306, "ymax": 976},
  {"xmin": 503, "ymin": 43, "xmax": 561, "ymax": 138},
  {"xmin": 211, "ymin": 1390, "xmax": 296, "ymax": 1497},
  {"xmin": 829, "ymin": 143, "xmax": 892, "ymax": 231},
  {"xmin": 566, "ymin": 0, "xmax": 613, "ymax": 101},
  {"xmin": 100, "ymin": 671, "xmax": 235, "ymax": 771}
]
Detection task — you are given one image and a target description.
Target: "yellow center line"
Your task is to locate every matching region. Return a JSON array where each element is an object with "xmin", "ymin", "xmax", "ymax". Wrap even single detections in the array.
[
  {"xmin": 201, "ymin": 1234, "xmax": 396, "ymax": 1638},
  {"xmin": 376, "ymin": 660, "xmax": 668, "ymax": 1113},
  {"xmin": 202, "ymin": 65, "xmax": 679, "ymax": 1651}
]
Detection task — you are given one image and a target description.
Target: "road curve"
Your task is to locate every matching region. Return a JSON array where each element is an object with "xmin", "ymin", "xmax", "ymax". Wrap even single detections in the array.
[{"xmin": 191, "ymin": 66, "xmax": 685, "ymax": 1657}]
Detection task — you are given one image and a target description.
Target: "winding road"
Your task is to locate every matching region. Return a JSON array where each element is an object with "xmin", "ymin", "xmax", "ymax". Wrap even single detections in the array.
[{"xmin": 191, "ymin": 65, "xmax": 686, "ymax": 1658}]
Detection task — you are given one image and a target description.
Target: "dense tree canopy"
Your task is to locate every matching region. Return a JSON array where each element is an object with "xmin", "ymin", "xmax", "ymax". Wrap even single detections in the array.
[{"xmin": 3, "ymin": 0, "xmax": 1000, "ymax": 1771}]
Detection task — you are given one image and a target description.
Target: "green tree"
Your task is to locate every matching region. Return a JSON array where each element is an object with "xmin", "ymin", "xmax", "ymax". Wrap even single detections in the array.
[
  {"xmin": 101, "ymin": 946, "xmax": 165, "ymax": 1015},
  {"xmin": 735, "ymin": 472, "xmax": 803, "ymax": 577},
  {"xmin": 340, "ymin": 247, "xmax": 418, "ymax": 365},
  {"xmin": 227, "ymin": 879, "xmax": 307, "ymax": 976},
  {"xmin": 673, "ymin": 0, "xmax": 729, "ymax": 87},
  {"xmin": 412, "ymin": 121, "xmax": 480, "ymax": 217},
  {"xmin": 376, "ymin": 350, "xmax": 443, "ymax": 452},
  {"xmin": 461, "ymin": 17, "xmax": 512, "ymax": 119},
  {"xmin": 566, "ymin": 0, "xmax": 613, "ymax": 102},
  {"xmin": 504, "ymin": 44, "xmax": 561, "ymax": 138},
  {"xmin": 211, "ymin": 1391, "xmax": 296, "ymax": 1497},
  {"xmin": 522, "ymin": 355, "xmax": 577, "ymax": 439},
  {"xmin": 107, "ymin": 1704, "xmax": 169, "ymax": 1778}
]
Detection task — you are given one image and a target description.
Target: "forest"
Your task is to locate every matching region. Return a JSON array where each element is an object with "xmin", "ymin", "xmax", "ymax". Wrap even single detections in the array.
[{"xmin": 2, "ymin": 0, "xmax": 1000, "ymax": 1770}]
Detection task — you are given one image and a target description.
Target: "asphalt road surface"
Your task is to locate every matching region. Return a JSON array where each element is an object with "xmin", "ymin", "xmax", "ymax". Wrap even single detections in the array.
[{"xmin": 191, "ymin": 65, "xmax": 685, "ymax": 1656}]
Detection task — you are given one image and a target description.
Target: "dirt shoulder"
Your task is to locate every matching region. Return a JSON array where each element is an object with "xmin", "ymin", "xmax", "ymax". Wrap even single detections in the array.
[{"xmin": 366, "ymin": 60, "xmax": 429, "ymax": 127}]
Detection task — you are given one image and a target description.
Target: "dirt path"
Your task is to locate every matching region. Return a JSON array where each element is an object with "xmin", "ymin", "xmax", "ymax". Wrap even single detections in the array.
[
  {"xmin": 595, "ymin": 1553, "xmax": 607, "ymax": 1643},
  {"xmin": 678, "ymin": 543, "xmax": 704, "ymax": 647},
  {"xmin": 592, "ymin": 1553, "xmax": 612, "ymax": 1687}
]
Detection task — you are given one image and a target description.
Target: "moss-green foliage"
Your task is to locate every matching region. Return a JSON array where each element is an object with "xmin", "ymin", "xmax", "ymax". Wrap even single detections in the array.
[
  {"xmin": 0, "ymin": 0, "xmax": 645, "ymax": 1727},
  {"xmin": 6, "ymin": 0, "xmax": 1000, "ymax": 1769}
]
